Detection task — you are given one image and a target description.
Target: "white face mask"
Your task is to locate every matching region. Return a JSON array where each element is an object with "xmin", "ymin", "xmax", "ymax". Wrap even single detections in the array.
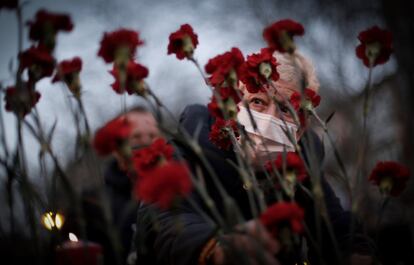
[{"xmin": 237, "ymin": 106, "xmax": 298, "ymax": 154}]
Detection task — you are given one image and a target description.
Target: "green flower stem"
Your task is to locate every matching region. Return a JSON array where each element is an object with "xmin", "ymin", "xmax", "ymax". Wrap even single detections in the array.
[
  {"xmin": 17, "ymin": 117, "xmax": 41, "ymax": 258},
  {"xmin": 76, "ymin": 97, "xmax": 91, "ymax": 138},
  {"xmin": 375, "ymin": 196, "xmax": 390, "ymax": 244},
  {"xmin": 310, "ymin": 109, "xmax": 351, "ymax": 194},
  {"xmin": 266, "ymin": 81, "xmax": 342, "ymax": 261},
  {"xmin": 188, "ymin": 57, "xmax": 211, "ymax": 90},
  {"xmin": 228, "ymin": 134, "xmax": 260, "ymax": 218},
  {"xmin": 349, "ymin": 64, "xmax": 375, "ymax": 249},
  {"xmin": 362, "ymin": 66, "xmax": 374, "ymax": 133},
  {"xmin": 65, "ymin": 86, "xmax": 81, "ymax": 128}
]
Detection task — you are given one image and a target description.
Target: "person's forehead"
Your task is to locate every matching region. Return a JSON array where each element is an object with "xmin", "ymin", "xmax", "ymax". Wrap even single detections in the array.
[
  {"xmin": 126, "ymin": 112, "xmax": 156, "ymax": 125},
  {"xmin": 244, "ymin": 85, "xmax": 296, "ymax": 99}
]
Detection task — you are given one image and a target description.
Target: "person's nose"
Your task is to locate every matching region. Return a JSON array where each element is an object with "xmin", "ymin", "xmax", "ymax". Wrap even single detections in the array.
[
  {"xmin": 264, "ymin": 102, "xmax": 278, "ymax": 118},
  {"xmin": 139, "ymin": 135, "xmax": 150, "ymax": 146}
]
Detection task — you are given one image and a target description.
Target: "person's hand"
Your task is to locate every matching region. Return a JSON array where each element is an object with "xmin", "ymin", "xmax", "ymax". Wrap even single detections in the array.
[{"xmin": 212, "ymin": 219, "xmax": 280, "ymax": 265}]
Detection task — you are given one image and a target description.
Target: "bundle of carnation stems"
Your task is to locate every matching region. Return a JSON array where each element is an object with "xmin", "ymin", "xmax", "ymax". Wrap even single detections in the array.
[{"xmin": 0, "ymin": 2, "xmax": 409, "ymax": 265}]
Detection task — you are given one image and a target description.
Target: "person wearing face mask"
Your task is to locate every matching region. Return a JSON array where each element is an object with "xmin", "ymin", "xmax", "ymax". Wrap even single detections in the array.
[{"xmin": 134, "ymin": 51, "xmax": 374, "ymax": 265}]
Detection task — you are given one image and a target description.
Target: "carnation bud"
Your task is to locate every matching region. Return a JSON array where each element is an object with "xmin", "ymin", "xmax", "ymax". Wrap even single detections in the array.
[
  {"xmin": 259, "ymin": 62, "xmax": 272, "ymax": 79},
  {"xmin": 116, "ymin": 66, "xmax": 128, "ymax": 93},
  {"xmin": 379, "ymin": 176, "xmax": 393, "ymax": 195},
  {"xmin": 114, "ymin": 46, "xmax": 130, "ymax": 72},
  {"xmin": 225, "ymin": 69, "xmax": 238, "ymax": 89},
  {"xmin": 301, "ymin": 99, "xmax": 314, "ymax": 112},
  {"xmin": 182, "ymin": 35, "xmax": 195, "ymax": 59},
  {"xmin": 65, "ymin": 72, "xmax": 81, "ymax": 99},
  {"xmin": 132, "ymin": 80, "xmax": 147, "ymax": 97},
  {"xmin": 42, "ymin": 23, "xmax": 57, "ymax": 51},
  {"xmin": 279, "ymin": 31, "xmax": 296, "ymax": 54},
  {"xmin": 285, "ymin": 171, "xmax": 297, "ymax": 185},
  {"xmin": 225, "ymin": 100, "xmax": 239, "ymax": 120},
  {"xmin": 366, "ymin": 42, "xmax": 381, "ymax": 67},
  {"xmin": 284, "ymin": 171, "xmax": 297, "ymax": 197},
  {"xmin": 29, "ymin": 64, "xmax": 44, "ymax": 82},
  {"xmin": 117, "ymin": 140, "xmax": 132, "ymax": 163},
  {"xmin": 279, "ymin": 226, "xmax": 293, "ymax": 249}
]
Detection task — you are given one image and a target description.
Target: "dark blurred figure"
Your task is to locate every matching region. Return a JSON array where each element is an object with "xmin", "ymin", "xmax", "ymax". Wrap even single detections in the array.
[{"xmin": 103, "ymin": 107, "xmax": 160, "ymax": 263}]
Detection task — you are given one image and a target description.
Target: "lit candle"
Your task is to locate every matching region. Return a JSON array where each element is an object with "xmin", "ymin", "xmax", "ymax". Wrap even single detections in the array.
[
  {"xmin": 56, "ymin": 233, "xmax": 103, "ymax": 265},
  {"xmin": 41, "ymin": 212, "xmax": 64, "ymax": 231}
]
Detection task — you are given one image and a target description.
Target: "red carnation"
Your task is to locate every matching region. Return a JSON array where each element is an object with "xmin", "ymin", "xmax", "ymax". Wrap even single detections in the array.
[
  {"xmin": 369, "ymin": 161, "xmax": 410, "ymax": 197},
  {"xmin": 4, "ymin": 85, "xmax": 41, "ymax": 117},
  {"xmin": 110, "ymin": 61, "xmax": 149, "ymax": 95},
  {"xmin": 290, "ymin": 88, "xmax": 321, "ymax": 111},
  {"xmin": 239, "ymin": 48, "xmax": 279, "ymax": 93},
  {"xmin": 263, "ymin": 19, "xmax": 304, "ymax": 53},
  {"xmin": 207, "ymin": 86, "xmax": 242, "ymax": 119},
  {"xmin": 133, "ymin": 138, "xmax": 174, "ymax": 174},
  {"xmin": 289, "ymin": 88, "xmax": 320, "ymax": 127},
  {"xmin": 52, "ymin": 57, "xmax": 82, "ymax": 82},
  {"xmin": 265, "ymin": 152, "xmax": 307, "ymax": 183},
  {"xmin": 205, "ymin": 47, "xmax": 245, "ymax": 88},
  {"xmin": 209, "ymin": 118, "xmax": 239, "ymax": 150},
  {"xmin": 260, "ymin": 202, "xmax": 304, "ymax": 237},
  {"xmin": 167, "ymin": 24, "xmax": 198, "ymax": 60},
  {"xmin": 27, "ymin": 9, "xmax": 73, "ymax": 50},
  {"xmin": 97, "ymin": 29, "xmax": 144, "ymax": 64},
  {"xmin": 93, "ymin": 117, "xmax": 132, "ymax": 156},
  {"xmin": 0, "ymin": 0, "xmax": 18, "ymax": 9},
  {"xmin": 19, "ymin": 45, "xmax": 55, "ymax": 82},
  {"xmin": 52, "ymin": 57, "xmax": 82, "ymax": 97},
  {"xmin": 356, "ymin": 26, "xmax": 393, "ymax": 67},
  {"xmin": 134, "ymin": 161, "xmax": 192, "ymax": 209}
]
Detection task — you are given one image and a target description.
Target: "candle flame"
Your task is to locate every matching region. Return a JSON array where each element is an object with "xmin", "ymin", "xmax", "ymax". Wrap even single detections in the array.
[
  {"xmin": 55, "ymin": 214, "xmax": 63, "ymax": 229},
  {"xmin": 69, "ymin": 233, "xmax": 78, "ymax": 242},
  {"xmin": 41, "ymin": 212, "xmax": 65, "ymax": 231}
]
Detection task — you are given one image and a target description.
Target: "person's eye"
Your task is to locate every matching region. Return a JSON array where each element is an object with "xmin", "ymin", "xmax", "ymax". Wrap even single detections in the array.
[
  {"xmin": 279, "ymin": 104, "xmax": 289, "ymax": 113},
  {"xmin": 250, "ymin": 98, "xmax": 266, "ymax": 106}
]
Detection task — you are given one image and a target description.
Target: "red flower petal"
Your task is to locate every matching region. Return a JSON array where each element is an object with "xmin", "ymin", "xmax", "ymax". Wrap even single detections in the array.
[
  {"xmin": 110, "ymin": 61, "xmax": 149, "ymax": 95},
  {"xmin": 289, "ymin": 88, "xmax": 321, "ymax": 111},
  {"xmin": 239, "ymin": 48, "xmax": 279, "ymax": 93},
  {"xmin": 368, "ymin": 161, "xmax": 410, "ymax": 196},
  {"xmin": 209, "ymin": 118, "xmax": 239, "ymax": 150},
  {"xmin": 19, "ymin": 45, "xmax": 55, "ymax": 81},
  {"xmin": 97, "ymin": 29, "xmax": 144, "ymax": 63},
  {"xmin": 4, "ymin": 85, "xmax": 41, "ymax": 117},
  {"xmin": 27, "ymin": 9, "xmax": 73, "ymax": 47},
  {"xmin": 265, "ymin": 152, "xmax": 308, "ymax": 182},
  {"xmin": 133, "ymin": 138, "xmax": 175, "ymax": 173},
  {"xmin": 263, "ymin": 19, "xmax": 304, "ymax": 53},
  {"xmin": 167, "ymin": 24, "xmax": 198, "ymax": 60},
  {"xmin": 355, "ymin": 26, "xmax": 393, "ymax": 67},
  {"xmin": 52, "ymin": 57, "xmax": 82, "ymax": 83},
  {"xmin": 135, "ymin": 161, "xmax": 192, "ymax": 209},
  {"xmin": 207, "ymin": 86, "xmax": 241, "ymax": 119},
  {"xmin": 205, "ymin": 47, "xmax": 245, "ymax": 88},
  {"xmin": 93, "ymin": 117, "xmax": 132, "ymax": 156},
  {"xmin": 260, "ymin": 202, "xmax": 304, "ymax": 236}
]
